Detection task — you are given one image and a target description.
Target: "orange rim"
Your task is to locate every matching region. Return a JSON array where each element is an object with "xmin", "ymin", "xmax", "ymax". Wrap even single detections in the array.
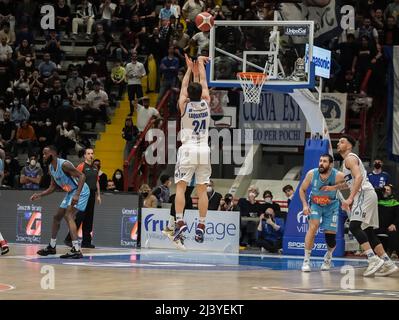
[{"xmin": 237, "ymin": 72, "xmax": 267, "ymax": 85}]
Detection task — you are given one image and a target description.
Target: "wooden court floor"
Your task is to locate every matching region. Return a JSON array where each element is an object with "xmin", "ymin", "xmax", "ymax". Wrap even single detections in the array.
[{"xmin": 0, "ymin": 244, "xmax": 398, "ymax": 300}]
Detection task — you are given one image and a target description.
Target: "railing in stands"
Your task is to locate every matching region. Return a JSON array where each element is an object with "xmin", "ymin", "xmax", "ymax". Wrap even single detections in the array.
[{"xmin": 123, "ymin": 90, "xmax": 172, "ymax": 192}]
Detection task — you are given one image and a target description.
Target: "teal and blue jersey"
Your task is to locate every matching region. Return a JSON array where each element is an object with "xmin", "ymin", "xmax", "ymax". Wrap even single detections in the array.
[{"xmin": 309, "ymin": 168, "xmax": 338, "ymax": 207}]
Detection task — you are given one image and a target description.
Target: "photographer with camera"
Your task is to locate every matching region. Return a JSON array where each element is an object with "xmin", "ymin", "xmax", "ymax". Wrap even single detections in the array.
[
  {"xmin": 218, "ymin": 193, "xmax": 238, "ymax": 211},
  {"xmin": 256, "ymin": 207, "xmax": 285, "ymax": 253}
]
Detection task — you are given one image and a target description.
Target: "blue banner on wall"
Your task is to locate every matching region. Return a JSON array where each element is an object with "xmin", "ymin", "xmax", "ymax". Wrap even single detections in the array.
[
  {"xmin": 283, "ymin": 139, "xmax": 345, "ymax": 257},
  {"xmin": 239, "ymin": 92, "xmax": 306, "ymax": 145}
]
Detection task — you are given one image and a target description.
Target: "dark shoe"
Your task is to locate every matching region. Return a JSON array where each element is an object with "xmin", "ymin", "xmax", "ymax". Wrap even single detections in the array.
[
  {"xmin": 37, "ymin": 245, "xmax": 57, "ymax": 256},
  {"xmin": 195, "ymin": 223, "xmax": 205, "ymax": 243},
  {"xmin": 0, "ymin": 240, "xmax": 9, "ymax": 255},
  {"xmin": 81, "ymin": 243, "xmax": 95, "ymax": 249},
  {"xmin": 127, "ymin": 112, "xmax": 133, "ymax": 117},
  {"xmin": 64, "ymin": 240, "xmax": 72, "ymax": 248},
  {"xmin": 173, "ymin": 220, "xmax": 187, "ymax": 242},
  {"xmin": 60, "ymin": 247, "xmax": 83, "ymax": 259}
]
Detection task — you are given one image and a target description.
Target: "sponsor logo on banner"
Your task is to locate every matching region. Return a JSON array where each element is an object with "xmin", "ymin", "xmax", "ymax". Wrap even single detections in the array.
[
  {"xmin": 239, "ymin": 92, "xmax": 306, "ymax": 145},
  {"xmin": 284, "ymin": 26, "xmax": 309, "ymax": 36},
  {"xmin": 305, "ymin": 44, "xmax": 331, "ymax": 78},
  {"xmin": 141, "ymin": 209, "xmax": 240, "ymax": 252},
  {"xmin": 120, "ymin": 208, "xmax": 139, "ymax": 247},
  {"xmin": 16, "ymin": 204, "xmax": 42, "ymax": 243},
  {"xmin": 321, "ymin": 93, "xmax": 347, "ymax": 133}
]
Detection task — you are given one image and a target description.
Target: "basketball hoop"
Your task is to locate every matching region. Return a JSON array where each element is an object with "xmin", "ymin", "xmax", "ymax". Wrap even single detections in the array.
[{"xmin": 237, "ymin": 72, "xmax": 267, "ymax": 104}]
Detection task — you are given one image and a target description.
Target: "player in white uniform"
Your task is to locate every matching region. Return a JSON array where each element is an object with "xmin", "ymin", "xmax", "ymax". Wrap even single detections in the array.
[
  {"xmin": 322, "ymin": 135, "xmax": 398, "ymax": 276},
  {"xmin": 171, "ymin": 54, "xmax": 211, "ymax": 244}
]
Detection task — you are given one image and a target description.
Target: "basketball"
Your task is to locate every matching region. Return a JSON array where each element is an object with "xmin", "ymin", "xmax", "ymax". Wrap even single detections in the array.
[{"xmin": 195, "ymin": 12, "xmax": 215, "ymax": 32}]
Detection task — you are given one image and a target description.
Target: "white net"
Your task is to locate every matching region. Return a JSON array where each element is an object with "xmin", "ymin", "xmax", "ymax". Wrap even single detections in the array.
[{"xmin": 237, "ymin": 72, "xmax": 267, "ymax": 104}]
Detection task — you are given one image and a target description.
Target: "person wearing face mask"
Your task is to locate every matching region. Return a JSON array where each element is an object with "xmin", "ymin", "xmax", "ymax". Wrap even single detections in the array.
[
  {"xmin": 65, "ymin": 69, "xmax": 84, "ymax": 98},
  {"xmin": 112, "ymin": 169, "xmax": 124, "ymax": 191},
  {"xmin": 368, "ymin": 159, "xmax": 391, "ymax": 189},
  {"xmin": 82, "ymin": 56, "xmax": 98, "ymax": 80},
  {"xmin": 375, "ymin": 184, "xmax": 399, "ymax": 259},
  {"xmin": 36, "ymin": 117, "xmax": 56, "ymax": 152},
  {"xmin": 206, "ymin": 179, "xmax": 222, "ymax": 210},
  {"xmin": 10, "ymin": 98, "xmax": 30, "ymax": 127},
  {"xmin": 152, "ymin": 174, "xmax": 172, "ymax": 208},
  {"xmin": 259, "ymin": 190, "xmax": 281, "ymax": 218},
  {"xmin": 19, "ymin": 155, "xmax": 43, "ymax": 190},
  {"xmin": 65, "ymin": 147, "xmax": 101, "ymax": 249},
  {"xmin": 139, "ymin": 183, "xmax": 158, "ymax": 208},
  {"xmin": 238, "ymin": 186, "xmax": 263, "ymax": 247}
]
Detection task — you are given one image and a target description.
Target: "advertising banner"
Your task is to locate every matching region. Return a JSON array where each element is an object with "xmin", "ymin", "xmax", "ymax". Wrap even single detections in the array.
[
  {"xmin": 16, "ymin": 203, "xmax": 42, "ymax": 243},
  {"xmin": 140, "ymin": 208, "xmax": 240, "ymax": 253}
]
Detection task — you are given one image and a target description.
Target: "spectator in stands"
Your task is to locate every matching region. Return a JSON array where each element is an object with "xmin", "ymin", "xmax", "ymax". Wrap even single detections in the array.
[
  {"xmin": 336, "ymin": 69, "xmax": 359, "ymax": 94},
  {"xmin": 0, "ymin": 34, "xmax": 12, "ymax": 61},
  {"xmin": 19, "ymin": 154, "xmax": 42, "ymax": 190},
  {"xmin": 356, "ymin": 17, "xmax": 379, "ymax": 44},
  {"xmin": 139, "ymin": 183, "xmax": 158, "ymax": 208},
  {"xmin": 126, "ymin": 51, "xmax": 146, "ymax": 116},
  {"xmin": 137, "ymin": 0, "xmax": 156, "ymax": 31},
  {"xmin": 282, "ymin": 184, "xmax": 294, "ymax": 206},
  {"xmin": 190, "ymin": 29, "xmax": 210, "ymax": 56},
  {"xmin": 16, "ymin": 39, "xmax": 35, "ymax": 63},
  {"xmin": 38, "ymin": 52, "xmax": 57, "ymax": 79},
  {"xmin": 29, "ymin": 70, "xmax": 44, "ymax": 90},
  {"xmin": 55, "ymin": 0, "xmax": 72, "ymax": 39},
  {"xmin": 260, "ymin": 190, "xmax": 281, "ymax": 215},
  {"xmin": 55, "ymin": 120, "xmax": 77, "ymax": 159},
  {"xmin": 159, "ymin": 0, "xmax": 177, "ymax": 24},
  {"xmin": 122, "ymin": 117, "xmax": 139, "ymax": 159},
  {"xmin": 10, "ymin": 98, "xmax": 30, "ymax": 127},
  {"xmin": 376, "ymin": 184, "xmax": 399, "ymax": 258},
  {"xmin": 111, "ymin": 59, "xmax": 126, "ymax": 100},
  {"xmin": 113, "ymin": 0, "xmax": 132, "ymax": 32},
  {"xmin": 353, "ymin": 35, "xmax": 375, "ymax": 90},
  {"xmin": 0, "ymin": 111, "xmax": 16, "ymax": 152},
  {"xmin": 207, "ymin": 179, "xmax": 223, "ymax": 210},
  {"xmin": 384, "ymin": 0, "xmax": 399, "ymax": 27},
  {"xmin": 14, "ymin": 120, "xmax": 37, "ymax": 156},
  {"xmin": 0, "ymin": 22, "xmax": 15, "ymax": 46},
  {"xmin": 15, "ymin": 24, "xmax": 34, "ymax": 47},
  {"xmin": 153, "ymin": 174, "xmax": 172, "ymax": 207},
  {"xmin": 44, "ymin": 30, "xmax": 64, "ymax": 68},
  {"xmin": 238, "ymin": 185, "xmax": 262, "ymax": 247},
  {"xmin": 1, "ymin": 152, "xmax": 19, "ymax": 187},
  {"xmin": 72, "ymin": 86, "xmax": 90, "ymax": 129},
  {"xmin": 85, "ymin": 72, "xmax": 104, "ymax": 93},
  {"xmin": 93, "ymin": 158, "xmax": 108, "ymax": 191},
  {"xmin": 81, "ymin": 55, "xmax": 98, "ymax": 80},
  {"xmin": 115, "ymin": 25, "xmax": 138, "ymax": 62},
  {"xmin": 172, "ymin": 23, "xmax": 190, "ymax": 52},
  {"xmin": 72, "ymin": 0, "xmax": 96, "ymax": 40},
  {"xmin": 157, "ymin": 46, "xmax": 179, "ymax": 104},
  {"xmin": 218, "ymin": 193, "xmax": 239, "ymax": 211},
  {"xmin": 13, "ymin": 69, "xmax": 30, "ymax": 95},
  {"xmin": 112, "ymin": 169, "xmax": 124, "ymax": 191},
  {"xmin": 170, "ymin": 0, "xmax": 181, "ymax": 18},
  {"xmin": 182, "ymin": 0, "xmax": 205, "ymax": 36},
  {"xmin": 36, "ymin": 117, "xmax": 56, "ymax": 153},
  {"xmin": 32, "ymin": 99, "xmax": 55, "ymax": 129},
  {"xmin": 86, "ymin": 80, "xmax": 111, "ymax": 128},
  {"xmin": 0, "ymin": 0, "xmax": 15, "ymax": 33},
  {"xmin": 65, "ymin": 69, "xmax": 85, "ymax": 98},
  {"xmin": 368, "ymin": 159, "xmax": 390, "ymax": 188},
  {"xmin": 256, "ymin": 208, "xmax": 285, "ymax": 253},
  {"xmin": 106, "ymin": 179, "xmax": 117, "ymax": 191},
  {"xmin": 99, "ymin": 0, "xmax": 117, "ymax": 32},
  {"xmin": 136, "ymin": 96, "xmax": 161, "ymax": 132},
  {"xmin": 383, "ymin": 16, "xmax": 399, "ymax": 45},
  {"xmin": 92, "ymin": 23, "xmax": 113, "ymax": 58}
]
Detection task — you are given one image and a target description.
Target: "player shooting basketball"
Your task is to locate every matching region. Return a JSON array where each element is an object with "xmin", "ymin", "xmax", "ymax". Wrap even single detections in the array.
[{"xmin": 169, "ymin": 54, "xmax": 212, "ymax": 245}]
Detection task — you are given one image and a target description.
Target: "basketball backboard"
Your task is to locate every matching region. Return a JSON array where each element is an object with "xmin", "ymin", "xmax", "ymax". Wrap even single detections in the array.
[{"xmin": 207, "ymin": 20, "xmax": 315, "ymax": 92}]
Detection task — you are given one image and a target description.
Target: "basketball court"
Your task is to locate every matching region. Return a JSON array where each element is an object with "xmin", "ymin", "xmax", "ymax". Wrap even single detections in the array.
[{"xmin": 0, "ymin": 244, "xmax": 398, "ymax": 300}]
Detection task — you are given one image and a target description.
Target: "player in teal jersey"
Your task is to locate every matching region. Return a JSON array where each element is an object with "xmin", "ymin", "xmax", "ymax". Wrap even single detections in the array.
[{"xmin": 299, "ymin": 154, "xmax": 345, "ymax": 272}]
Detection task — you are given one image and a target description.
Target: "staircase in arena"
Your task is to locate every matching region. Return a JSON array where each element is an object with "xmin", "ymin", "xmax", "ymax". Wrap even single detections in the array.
[{"xmin": 94, "ymin": 84, "xmax": 158, "ymax": 178}]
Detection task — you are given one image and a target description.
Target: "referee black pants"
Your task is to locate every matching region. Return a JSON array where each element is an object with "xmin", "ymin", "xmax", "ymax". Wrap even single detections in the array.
[{"xmin": 65, "ymin": 190, "xmax": 96, "ymax": 245}]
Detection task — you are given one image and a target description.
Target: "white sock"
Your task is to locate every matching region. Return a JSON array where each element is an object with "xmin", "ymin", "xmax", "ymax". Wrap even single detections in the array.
[
  {"xmin": 0, "ymin": 232, "xmax": 4, "ymax": 241},
  {"xmin": 304, "ymin": 249, "xmax": 311, "ymax": 262},
  {"xmin": 176, "ymin": 213, "xmax": 183, "ymax": 221},
  {"xmin": 168, "ymin": 216, "xmax": 175, "ymax": 229},
  {"xmin": 199, "ymin": 217, "xmax": 206, "ymax": 224},
  {"xmin": 365, "ymin": 249, "xmax": 375, "ymax": 259},
  {"xmin": 326, "ymin": 248, "xmax": 334, "ymax": 259},
  {"xmin": 380, "ymin": 253, "xmax": 391, "ymax": 262},
  {"xmin": 72, "ymin": 240, "xmax": 80, "ymax": 251},
  {"xmin": 50, "ymin": 238, "xmax": 57, "ymax": 248}
]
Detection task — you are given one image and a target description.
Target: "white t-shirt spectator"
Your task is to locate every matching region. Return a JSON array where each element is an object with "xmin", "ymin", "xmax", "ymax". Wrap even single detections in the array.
[
  {"xmin": 100, "ymin": 2, "xmax": 117, "ymax": 20},
  {"xmin": 87, "ymin": 90, "xmax": 109, "ymax": 109},
  {"xmin": 192, "ymin": 31, "xmax": 209, "ymax": 55},
  {"xmin": 0, "ymin": 43, "xmax": 12, "ymax": 60},
  {"xmin": 125, "ymin": 61, "xmax": 146, "ymax": 85},
  {"xmin": 137, "ymin": 104, "xmax": 159, "ymax": 132},
  {"xmin": 182, "ymin": 0, "xmax": 204, "ymax": 21}
]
